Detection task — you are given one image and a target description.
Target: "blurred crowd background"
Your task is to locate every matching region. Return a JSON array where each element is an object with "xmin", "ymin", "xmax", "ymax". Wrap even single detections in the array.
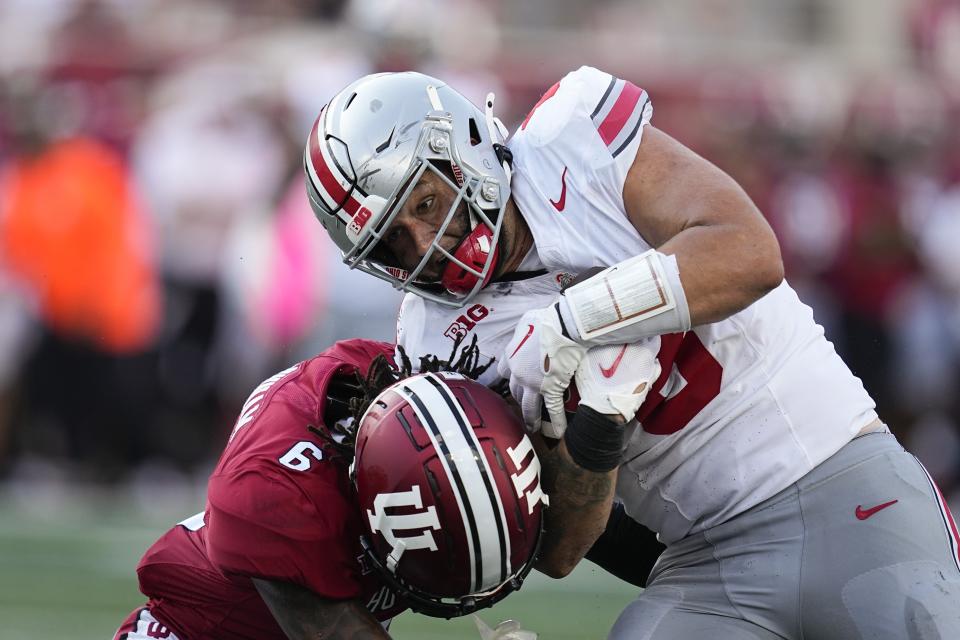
[{"xmin": 0, "ymin": 0, "xmax": 959, "ymax": 508}]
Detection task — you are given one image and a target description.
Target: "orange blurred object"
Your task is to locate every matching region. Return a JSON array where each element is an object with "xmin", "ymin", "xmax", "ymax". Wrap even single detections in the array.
[{"xmin": 0, "ymin": 137, "xmax": 162, "ymax": 353}]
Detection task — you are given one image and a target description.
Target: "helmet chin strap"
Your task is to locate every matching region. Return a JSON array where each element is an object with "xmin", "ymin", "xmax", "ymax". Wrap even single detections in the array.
[
  {"xmin": 441, "ymin": 223, "xmax": 500, "ymax": 294},
  {"xmin": 440, "ymin": 93, "xmax": 512, "ymax": 296}
]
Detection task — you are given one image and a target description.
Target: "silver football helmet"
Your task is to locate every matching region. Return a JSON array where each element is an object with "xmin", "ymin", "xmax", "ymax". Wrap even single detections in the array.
[{"xmin": 304, "ymin": 72, "xmax": 512, "ymax": 307}]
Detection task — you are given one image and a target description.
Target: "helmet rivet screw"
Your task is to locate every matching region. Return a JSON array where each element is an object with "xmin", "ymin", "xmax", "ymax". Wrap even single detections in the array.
[
  {"xmin": 481, "ymin": 182, "xmax": 498, "ymax": 202},
  {"xmin": 430, "ymin": 134, "xmax": 448, "ymax": 153}
]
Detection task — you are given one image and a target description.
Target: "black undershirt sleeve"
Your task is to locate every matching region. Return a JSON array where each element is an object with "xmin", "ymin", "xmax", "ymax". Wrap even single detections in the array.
[{"xmin": 584, "ymin": 503, "xmax": 665, "ymax": 588}]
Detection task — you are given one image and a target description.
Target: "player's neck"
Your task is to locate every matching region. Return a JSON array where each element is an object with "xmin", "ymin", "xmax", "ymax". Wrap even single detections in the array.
[{"xmin": 495, "ymin": 199, "xmax": 534, "ymax": 278}]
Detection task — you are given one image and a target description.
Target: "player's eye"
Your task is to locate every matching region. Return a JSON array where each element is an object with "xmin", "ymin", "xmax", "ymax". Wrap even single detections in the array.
[
  {"xmin": 416, "ymin": 196, "xmax": 434, "ymax": 216},
  {"xmin": 385, "ymin": 227, "xmax": 402, "ymax": 245}
]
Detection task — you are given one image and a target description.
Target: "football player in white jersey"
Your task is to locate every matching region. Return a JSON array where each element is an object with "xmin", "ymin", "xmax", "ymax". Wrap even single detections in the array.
[{"xmin": 304, "ymin": 68, "xmax": 960, "ymax": 639}]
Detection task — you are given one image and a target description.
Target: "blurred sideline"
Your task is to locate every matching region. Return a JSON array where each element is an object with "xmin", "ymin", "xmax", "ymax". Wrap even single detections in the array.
[{"xmin": 0, "ymin": 1, "xmax": 959, "ymax": 636}]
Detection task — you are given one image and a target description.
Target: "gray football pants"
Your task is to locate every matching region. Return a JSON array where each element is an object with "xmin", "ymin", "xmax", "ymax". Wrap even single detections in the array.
[{"xmin": 608, "ymin": 431, "xmax": 960, "ymax": 639}]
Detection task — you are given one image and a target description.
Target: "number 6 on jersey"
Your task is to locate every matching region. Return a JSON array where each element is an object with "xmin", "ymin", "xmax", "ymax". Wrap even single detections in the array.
[{"xmin": 278, "ymin": 440, "xmax": 323, "ymax": 471}]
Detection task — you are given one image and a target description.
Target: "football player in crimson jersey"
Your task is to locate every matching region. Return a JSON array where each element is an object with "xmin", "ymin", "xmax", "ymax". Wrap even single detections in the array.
[
  {"xmin": 305, "ymin": 69, "xmax": 960, "ymax": 638},
  {"xmin": 114, "ymin": 338, "xmax": 562, "ymax": 640}
]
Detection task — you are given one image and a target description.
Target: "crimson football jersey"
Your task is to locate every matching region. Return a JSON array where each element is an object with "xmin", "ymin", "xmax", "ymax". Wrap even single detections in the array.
[{"xmin": 135, "ymin": 339, "xmax": 405, "ymax": 639}]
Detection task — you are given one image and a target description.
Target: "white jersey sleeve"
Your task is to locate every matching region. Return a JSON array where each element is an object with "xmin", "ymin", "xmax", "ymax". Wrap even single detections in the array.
[
  {"xmin": 518, "ymin": 65, "xmax": 651, "ymax": 189},
  {"xmin": 508, "ymin": 66, "xmax": 655, "ymax": 273}
]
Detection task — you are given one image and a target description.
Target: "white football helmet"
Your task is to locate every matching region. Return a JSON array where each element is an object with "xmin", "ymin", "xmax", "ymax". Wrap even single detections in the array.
[{"xmin": 304, "ymin": 72, "xmax": 512, "ymax": 307}]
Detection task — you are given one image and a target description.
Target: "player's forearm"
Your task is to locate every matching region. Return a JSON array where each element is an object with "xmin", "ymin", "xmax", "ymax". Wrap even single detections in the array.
[
  {"xmin": 623, "ymin": 126, "xmax": 784, "ymax": 327},
  {"xmin": 253, "ymin": 578, "xmax": 391, "ymax": 640},
  {"xmin": 285, "ymin": 608, "xmax": 391, "ymax": 640},
  {"xmin": 534, "ymin": 438, "xmax": 617, "ymax": 579},
  {"xmin": 659, "ymin": 219, "xmax": 783, "ymax": 326},
  {"xmin": 555, "ymin": 229, "xmax": 781, "ymax": 348},
  {"xmin": 585, "ymin": 503, "xmax": 665, "ymax": 588}
]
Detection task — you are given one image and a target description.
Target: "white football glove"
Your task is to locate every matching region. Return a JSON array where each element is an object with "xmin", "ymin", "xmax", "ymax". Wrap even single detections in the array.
[
  {"xmin": 474, "ymin": 615, "xmax": 538, "ymax": 640},
  {"xmin": 575, "ymin": 339, "xmax": 661, "ymax": 422},
  {"xmin": 497, "ymin": 304, "xmax": 586, "ymax": 437}
]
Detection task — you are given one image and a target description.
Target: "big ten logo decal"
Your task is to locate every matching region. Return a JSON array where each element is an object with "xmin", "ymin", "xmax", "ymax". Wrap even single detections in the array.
[
  {"xmin": 444, "ymin": 304, "xmax": 490, "ymax": 341},
  {"xmin": 367, "ymin": 485, "xmax": 442, "ymax": 571},
  {"xmin": 506, "ymin": 435, "xmax": 549, "ymax": 514},
  {"xmin": 348, "ymin": 206, "xmax": 373, "ymax": 237}
]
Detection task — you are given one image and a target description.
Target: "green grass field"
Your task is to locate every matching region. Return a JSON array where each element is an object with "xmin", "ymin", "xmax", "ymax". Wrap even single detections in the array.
[{"xmin": 0, "ymin": 486, "xmax": 638, "ymax": 640}]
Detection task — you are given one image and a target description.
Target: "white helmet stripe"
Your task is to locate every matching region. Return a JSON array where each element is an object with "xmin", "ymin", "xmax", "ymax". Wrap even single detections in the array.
[
  {"xmin": 395, "ymin": 374, "xmax": 510, "ymax": 592},
  {"xmin": 424, "ymin": 373, "xmax": 512, "ymax": 584}
]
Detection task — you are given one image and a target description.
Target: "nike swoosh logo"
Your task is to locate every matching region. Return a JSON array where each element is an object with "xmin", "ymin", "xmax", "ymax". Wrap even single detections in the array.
[
  {"xmin": 550, "ymin": 166, "xmax": 568, "ymax": 212},
  {"xmin": 855, "ymin": 499, "xmax": 899, "ymax": 520},
  {"xmin": 599, "ymin": 345, "xmax": 629, "ymax": 378},
  {"xmin": 510, "ymin": 324, "xmax": 535, "ymax": 358}
]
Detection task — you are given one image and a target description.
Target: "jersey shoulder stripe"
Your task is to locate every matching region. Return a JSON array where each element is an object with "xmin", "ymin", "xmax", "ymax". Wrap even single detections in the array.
[
  {"xmin": 590, "ymin": 77, "xmax": 650, "ymax": 157},
  {"xmin": 511, "ymin": 66, "xmax": 652, "ymax": 169}
]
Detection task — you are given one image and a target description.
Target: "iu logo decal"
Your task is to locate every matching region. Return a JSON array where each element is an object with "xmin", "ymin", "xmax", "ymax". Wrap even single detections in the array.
[
  {"xmin": 367, "ymin": 485, "xmax": 442, "ymax": 570},
  {"xmin": 506, "ymin": 435, "xmax": 549, "ymax": 514}
]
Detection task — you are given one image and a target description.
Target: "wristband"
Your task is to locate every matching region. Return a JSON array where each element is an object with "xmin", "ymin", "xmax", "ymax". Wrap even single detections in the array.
[
  {"xmin": 558, "ymin": 250, "xmax": 691, "ymax": 344},
  {"xmin": 563, "ymin": 406, "xmax": 624, "ymax": 472}
]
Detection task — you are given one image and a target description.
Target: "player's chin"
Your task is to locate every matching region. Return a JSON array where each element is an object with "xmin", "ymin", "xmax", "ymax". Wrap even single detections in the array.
[
  {"xmin": 413, "ymin": 273, "xmax": 443, "ymax": 288},
  {"xmin": 413, "ymin": 261, "xmax": 447, "ymax": 285},
  {"xmin": 421, "ymin": 270, "xmax": 443, "ymax": 283}
]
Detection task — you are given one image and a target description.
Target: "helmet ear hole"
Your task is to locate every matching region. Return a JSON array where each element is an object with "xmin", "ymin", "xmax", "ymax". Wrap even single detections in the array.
[{"xmin": 468, "ymin": 118, "xmax": 482, "ymax": 146}]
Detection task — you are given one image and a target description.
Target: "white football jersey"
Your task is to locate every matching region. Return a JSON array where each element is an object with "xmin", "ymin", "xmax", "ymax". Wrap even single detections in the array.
[{"xmin": 397, "ymin": 66, "xmax": 878, "ymax": 544}]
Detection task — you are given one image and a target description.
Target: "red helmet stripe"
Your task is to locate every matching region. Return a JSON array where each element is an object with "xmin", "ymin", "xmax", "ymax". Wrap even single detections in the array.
[{"xmin": 306, "ymin": 109, "xmax": 361, "ymax": 217}]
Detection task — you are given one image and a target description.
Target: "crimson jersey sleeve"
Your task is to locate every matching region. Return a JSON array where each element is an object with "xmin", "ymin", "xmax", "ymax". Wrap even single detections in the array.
[{"xmin": 205, "ymin": 339, "xmax": 393, "ymax": 600}]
